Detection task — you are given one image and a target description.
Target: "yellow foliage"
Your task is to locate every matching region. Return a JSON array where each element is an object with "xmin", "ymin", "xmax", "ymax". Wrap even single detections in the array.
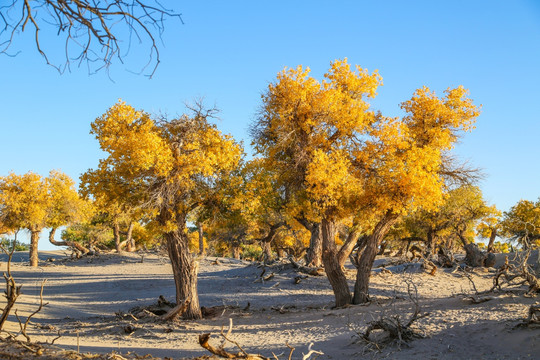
[
  {"xmin": 253, "ymin": 59, "xmax": 480, "ymax": 232},
  {"xmin": 84, "ymin": 100, "xmax": 243, "ymax": 234}
]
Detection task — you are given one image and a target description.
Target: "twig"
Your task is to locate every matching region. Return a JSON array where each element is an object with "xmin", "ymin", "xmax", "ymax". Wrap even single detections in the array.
[
  {"xmin": 16, "ymin": 279, "xmax": 49, "ymax": 342},
  {"xmin": 302, "ymin": 343, "xmax": 324, "ymax": 360}
]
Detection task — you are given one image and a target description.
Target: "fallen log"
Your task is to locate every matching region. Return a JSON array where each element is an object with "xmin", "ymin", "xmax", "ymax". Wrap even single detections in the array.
[{"xmin": 289, "ymin": 258, "xmax": 324, "ymax": 276}]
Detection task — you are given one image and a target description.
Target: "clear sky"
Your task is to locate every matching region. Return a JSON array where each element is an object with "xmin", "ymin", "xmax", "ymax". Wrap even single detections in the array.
[{"xmin": 1, "ymin": 1, "xmax": 539, "ymax": 249}]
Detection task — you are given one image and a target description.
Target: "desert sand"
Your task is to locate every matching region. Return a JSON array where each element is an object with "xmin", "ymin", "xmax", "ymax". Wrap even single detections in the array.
[{"xmin": 0, "ymin": 250, "xmax": 538, "ymax": 359}]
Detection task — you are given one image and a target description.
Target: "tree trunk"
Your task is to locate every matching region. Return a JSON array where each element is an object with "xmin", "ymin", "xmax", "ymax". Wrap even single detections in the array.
[
  {"xmin": 321, "ymin": 217, "xmax": 351, "ymax": 307},
  {"xmin": 487, "ymin": 228, "xmax": 497, "ymax": 253},
  {"xmin": 48, "ymin": 228, "xmax": 89, "ymax": 253},
  {"xmin": 232, "ymin": 244, "xmax": 241, "ymax": 259},
  {"xmin": 125, "ymin": 222, "xmax": 135, "ymax": 252},
  {"xmin": 261, "ymin": 240, "xmax": 273, "ymax": 263},
  {"xmin": 113, "ymin": 222, "xmax": 122, "ymax": 253},
  {"xmin": 198, "ymin": 223, "xmax": 205, "ymax": 256},
  {"xmin": 353, "ymin": 213, "xmax": 398, "ymax": 304},
  {"xmin": 337, "ymin": 228, "xmax": 360, "ymax": 267},
  {"xmin": 458, "ymin": 231, "xmax": 487, "ymax": 267},
  {"xmin": 305, "ymin": 223, "xmax": 323, "ymax": 267},
  {"xmin": 425, "ymin": 230, "xmax": 435, "ymax": 257},
  {"xmin": 165, "ymin": 228, "xmax": 202, "ymax": 320},
  {"xmin": 29, "ymin": 228, "xmax": 40, "ymax": 267}
]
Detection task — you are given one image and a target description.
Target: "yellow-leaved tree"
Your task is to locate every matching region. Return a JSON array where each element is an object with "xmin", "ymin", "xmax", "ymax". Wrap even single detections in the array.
[
  {"xmin": 0, "ymin": 170, "xmax": 86, "ymax": 266},
  {"xmin": 0, "ymin": 172, "xmax": 48, "ymax": 266},
  {"xmin": 253, "ymin": 59, "xmax": 480, "ymax": 306},
  {"xmin": 85, "ymin": 101, "xmax": 242, "ymax": 319}
]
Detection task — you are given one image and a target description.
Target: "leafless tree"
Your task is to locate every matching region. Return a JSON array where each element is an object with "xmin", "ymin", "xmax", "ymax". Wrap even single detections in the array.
[{"xmin": 0, "ymin": 0, "xmax": 181, "ymax": 77}]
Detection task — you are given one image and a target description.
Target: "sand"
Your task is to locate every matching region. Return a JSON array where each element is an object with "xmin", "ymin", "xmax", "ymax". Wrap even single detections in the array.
[{"xmin": 0, "ymin": 250, "xmax": 538, "ymax": 359}]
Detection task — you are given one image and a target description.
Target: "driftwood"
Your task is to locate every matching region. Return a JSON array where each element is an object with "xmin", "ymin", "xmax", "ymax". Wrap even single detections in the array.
[
  {"xmin": 198, "ymin": 319, "xmax": 323, "ymax": 360},
  {"xmin": 198, "ymin": 318, "xmax": 270, "ymax": 360},
  {"xmin": 491, "ymin": 254, "xmax": 540, "ymax": 295},
  {"xmin": 289, "ymin": 258, "xmax": 324, "ymax": 276},
  {"xmin": 436, "ymin": 246, "xmax": 456, "ymax": 268},
  {"xmin": 356, "ymin": 281, "xmax": 429, "ymax": 350},
  {"xmin": 161, "ymin": 299, "xmax": 190, "ymax": 321}
]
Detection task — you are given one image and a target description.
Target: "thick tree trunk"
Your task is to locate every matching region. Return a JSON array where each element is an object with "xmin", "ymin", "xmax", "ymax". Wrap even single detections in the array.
[
  {"xmin": 458, "ymin": 231, "xmax": 487, "ymax": 267},
  {"xmin": 321, "ymin": 217, "xmax": 351, "ymax": 307},
  {"xmin": 353, "ymin": 213, "xmax": 398, "ymax": 304},
  {"xmin": 29, "ymin": 228, "xmax": 40, "ymax": 267},
  {"xmin": 487, "ymin": 228, "xmax": 497, "ymax": 253},
  {"xmin": 165, "ymin": 228, "xmax": 202, "ymax": 320},
  {"xmin": 305, "ymin": 223, "xmax": 322, "ymax": 267},
  {"xmin": 48, "ymin": 228, "xmax": 89, "ymax": 253},
  {"xmin": 197, "ymin": 223, "xmax": 205, "ymax": 256}
]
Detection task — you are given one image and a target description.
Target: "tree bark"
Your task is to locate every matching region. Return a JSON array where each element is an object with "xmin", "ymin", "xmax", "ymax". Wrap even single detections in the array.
[
  {"xmin": 259, "ymin": 222, "xmax": 283, "ymax": 264},
  {"xmin": 113, "ymin": 222, "xmax": 122, "ymax": 253},
  {"xmin": 305, "ymin": 223, "xmax": 323, "ymax": 267},
  {"xmin": 487, "ymin": 228, "xmax": 497, "ymax": 253},
  {"xmin": 48, "ymin": 228, "xmax": 89, "ymax": 253},
  {"xmin": 353, "ymin": 212, "xmax": 398, "ymax": 304},
  {"xmin": 231, "ymin": 244, "xmax": 241, "ymax": 259},
  {"xmin": 458, "ymin": 230, "xmax": 487, "ymax": 267},
  {"xmin": 29, "ymin": 228, "xmax": 40, "ymax": 267},
  {"xmin": 321, "ymin": 217, "xmax": 351, "ymax": 307},
  {"xmin": 197, "ymin": 223, "xmax": 205, "ymax": 256},
  {"xmin": 425, "ymin": 230, "xmax": 435, "ymax": 257},
  {"xmin": 261, "ymin": 240, "xmax": 273, "ymax": 263},
  {"xmin": 165, "ymin": 227, "xmax": 202, "ymax": 320},
  {"xmin": 125, "ymin": 222, "xmax": 135, "ymax": 252},
  {"xmin": 337, "ymin": 228, "xmax": 360, "ymax": 267}
]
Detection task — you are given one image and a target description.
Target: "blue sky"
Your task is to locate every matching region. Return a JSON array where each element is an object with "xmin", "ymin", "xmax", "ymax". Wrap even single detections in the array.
[{"xmin": 1, "ymin": 1, "xmax": 539, "ymax": 248}]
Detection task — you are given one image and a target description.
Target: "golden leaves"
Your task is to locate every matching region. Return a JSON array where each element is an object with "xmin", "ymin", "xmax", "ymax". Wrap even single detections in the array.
[
  {"xmin": 85, "ymin": 100, "xmax": 243, "ymax": 229},
  {"xmin": 0, "ymin": 171, "xmax": 85, "ymax": 232},
  {"xmin": 254, "ymin": 59, "xmax": 480, "ymax": 228}
]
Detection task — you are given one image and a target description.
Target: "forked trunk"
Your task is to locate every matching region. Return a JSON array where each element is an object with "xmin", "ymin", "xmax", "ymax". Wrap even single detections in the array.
[
  {"xmin": 305, "ymin": 223, "xmax": 323, "ymax": 267},
  {"xmin": 165, "ymin": 229, "xmax": 202, "ymax": 320},
  {"xmin": 29, "ymin": 228, "xmax": 40, "ymax": 267},
  {"xmin": 125, "ymin": 222, "xmax": 135, "ymax": 252},
  {"xmin": 321, "ymin": 217, "xmax": 351, "ymax": 307},
  {"xmin": 353, "ymin": 213, "xmax": 398, "ymax": 304},
  {"xmin": 48, "ymin": 228, "xmax": 89, "ymax": 253}
]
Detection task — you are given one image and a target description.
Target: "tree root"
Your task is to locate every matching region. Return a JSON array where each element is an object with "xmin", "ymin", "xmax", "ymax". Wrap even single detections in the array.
[{"xmin": 354, "ymin": 281, "xmax": 429, "ymax": 350}]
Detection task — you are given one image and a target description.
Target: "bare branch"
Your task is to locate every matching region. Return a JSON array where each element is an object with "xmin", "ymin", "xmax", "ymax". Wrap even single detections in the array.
[{"xmin": 0, "ymin": 1, "xmax": 182, "ymax": 77}]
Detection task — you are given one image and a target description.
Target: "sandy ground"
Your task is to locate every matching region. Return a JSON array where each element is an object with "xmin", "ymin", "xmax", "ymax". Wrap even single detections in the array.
[{"xmin": 0, "ymin": 250, "xmax": 538, "ymax": 359}]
